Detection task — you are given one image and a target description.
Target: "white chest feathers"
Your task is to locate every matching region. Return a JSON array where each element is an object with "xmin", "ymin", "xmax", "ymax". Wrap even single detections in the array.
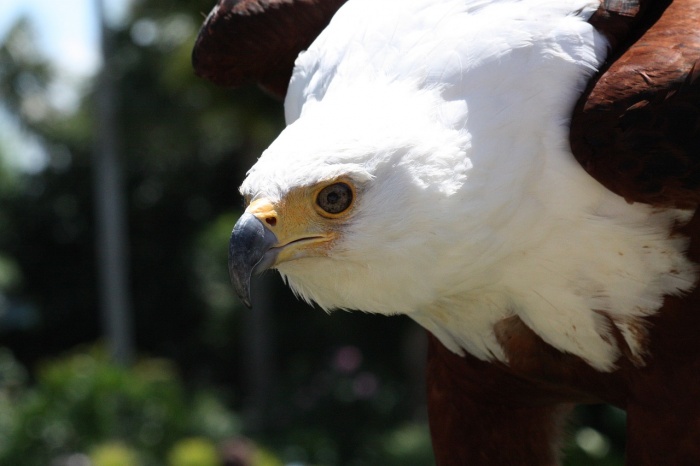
[{"xmin": 410, "ymin": 186, "xmax": 697, "ymax": 371}]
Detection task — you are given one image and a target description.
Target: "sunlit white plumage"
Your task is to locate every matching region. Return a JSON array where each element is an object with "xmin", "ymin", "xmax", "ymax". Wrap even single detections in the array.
[{"xmin": 240, "ymin": 0, "xmax": 697, "ymax": 370}]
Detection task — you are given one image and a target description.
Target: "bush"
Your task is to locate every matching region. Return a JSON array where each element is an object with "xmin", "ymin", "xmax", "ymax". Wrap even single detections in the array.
[{"xmin": 0, "ymin": 347, "xmax": 247, "ymax": 466}]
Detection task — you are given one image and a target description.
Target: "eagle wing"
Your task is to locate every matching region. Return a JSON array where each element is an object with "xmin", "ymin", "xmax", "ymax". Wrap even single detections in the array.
[
  {"xmin": 192, "ymin": 0, "xmax": 700, "ymax": 206},
  {"xmin": 571, "ymin": 0, "xmax": 700, "ymax": 207},
  {"xmin": 191, "ymin": 0, "xmax": 348, "ymax": 97}
]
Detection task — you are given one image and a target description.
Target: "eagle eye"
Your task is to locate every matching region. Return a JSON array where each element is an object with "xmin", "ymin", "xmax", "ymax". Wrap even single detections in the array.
[{"xmin": 316, "ymin": 182, "xmax": 353, "ymax": 215}]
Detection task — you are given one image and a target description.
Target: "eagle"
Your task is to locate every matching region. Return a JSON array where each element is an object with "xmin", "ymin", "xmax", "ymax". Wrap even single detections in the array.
[{"xmin": 192, "ymin": 0, "xmax": 700, "ymax": 463}]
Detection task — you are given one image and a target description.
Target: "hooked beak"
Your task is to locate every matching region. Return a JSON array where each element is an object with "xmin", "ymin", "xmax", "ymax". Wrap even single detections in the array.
[{"xmin": 228, "ymin": 212, "xmax": 279, "ymax": 308}]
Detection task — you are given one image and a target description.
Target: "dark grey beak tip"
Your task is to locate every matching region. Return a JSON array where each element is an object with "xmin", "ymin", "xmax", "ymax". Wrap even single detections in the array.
[{"xmin": 228, "ymin": 212, "xmax": 279, "ymax": 308}]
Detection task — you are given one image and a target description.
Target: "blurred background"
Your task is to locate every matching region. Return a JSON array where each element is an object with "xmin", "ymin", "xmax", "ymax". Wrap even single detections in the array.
[{"xmin": 0, "ymin": 1, "xmax": 626, "ymax": 465}]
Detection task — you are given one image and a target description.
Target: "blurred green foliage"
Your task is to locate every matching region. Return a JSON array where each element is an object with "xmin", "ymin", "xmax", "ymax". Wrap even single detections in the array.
[
  {"xmin": 168, "ymin": 438, "xmax": 220, "ymax": 466},
  {"xmin": 0, "ymin": 0, "xmax": 626, "ymax": 464},
  {"xmin": 92, "ymin": 442, "xmax": 143, "ymax": 466},
  {"xmin": 0, "ymin": 347, "xmax": 244, "ymax": 466},
  {"xmin": 0, "ymin": 347, "xmax": 437, "ymax": 465}
]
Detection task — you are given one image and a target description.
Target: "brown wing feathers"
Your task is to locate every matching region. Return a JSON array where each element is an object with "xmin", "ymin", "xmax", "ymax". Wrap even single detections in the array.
[
  {"xmin": 192, "ymin": 0, "xmax": 348, "ymax": 97},
  {"xmin": 571, "ymin": 0, "xmax": 700, "ymax": 207}
]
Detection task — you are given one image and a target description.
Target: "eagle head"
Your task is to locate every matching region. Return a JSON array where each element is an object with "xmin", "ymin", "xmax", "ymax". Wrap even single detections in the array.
[{"xmin": 229, "ymin": 86, "xmax": 475, "ymax": 317}]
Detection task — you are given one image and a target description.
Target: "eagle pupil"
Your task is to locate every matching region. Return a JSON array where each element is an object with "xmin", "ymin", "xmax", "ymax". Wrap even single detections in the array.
[{"xmin": 317, "ymin": 182, "xmax": 352, "ymax": 214}]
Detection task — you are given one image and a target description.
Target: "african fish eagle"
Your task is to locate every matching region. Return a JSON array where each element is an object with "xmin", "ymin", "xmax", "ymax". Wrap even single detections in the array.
[{"xmin": 192, "ymin": 0, "xmax": 700, "ymax": 463}]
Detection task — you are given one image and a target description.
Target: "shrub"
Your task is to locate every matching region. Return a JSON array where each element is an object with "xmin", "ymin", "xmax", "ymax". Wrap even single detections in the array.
[{"xmin": 0, "ymin": 347, "xmax": 243, "ymax": 466}]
